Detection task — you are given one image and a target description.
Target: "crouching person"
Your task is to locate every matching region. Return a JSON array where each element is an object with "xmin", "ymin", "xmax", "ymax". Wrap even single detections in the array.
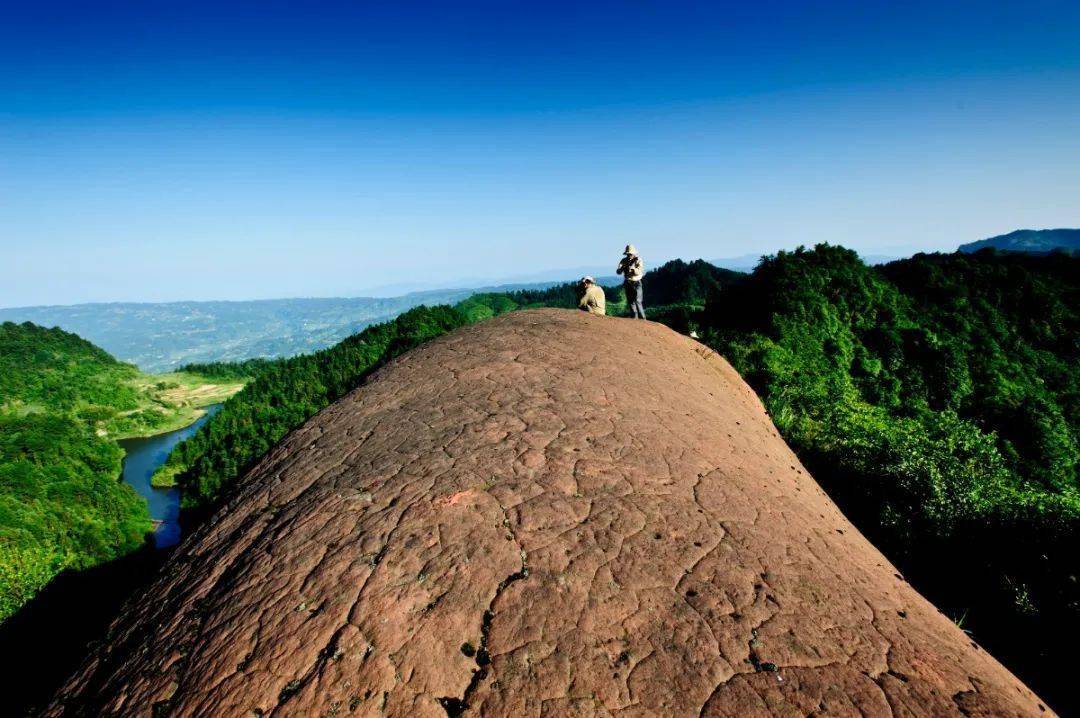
[{"xmin": 578, "ymin": 276, "xmax": 606, "ymax": 316}]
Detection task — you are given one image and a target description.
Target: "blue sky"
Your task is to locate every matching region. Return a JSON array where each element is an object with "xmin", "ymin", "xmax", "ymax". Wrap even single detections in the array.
[{"xmin": 2, "ymin": 0, "xmax": 1079, "ymax": 306}]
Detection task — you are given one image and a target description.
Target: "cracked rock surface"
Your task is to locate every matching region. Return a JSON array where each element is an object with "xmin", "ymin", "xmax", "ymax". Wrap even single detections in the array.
[{"xmin": 46, "ymin": 310, "xmax": 1051, "ymax": 717}]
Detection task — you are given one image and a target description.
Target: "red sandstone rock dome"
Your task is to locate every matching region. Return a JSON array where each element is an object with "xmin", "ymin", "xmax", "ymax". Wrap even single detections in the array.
[{"xmin": 46, "ymin": 310, "xmax": 1051, "ymax": 716}]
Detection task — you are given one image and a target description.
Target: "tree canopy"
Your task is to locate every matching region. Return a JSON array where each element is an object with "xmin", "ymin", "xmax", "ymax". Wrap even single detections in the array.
[{"xmin": 701, "ymin": 246, "xmax": 1079, "ymax": 707}]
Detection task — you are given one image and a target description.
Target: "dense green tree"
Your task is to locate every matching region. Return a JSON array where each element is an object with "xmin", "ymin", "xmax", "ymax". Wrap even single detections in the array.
[
  {"xmin": 0, "ymin": 413, "xmax": 151, "ymax": 620},
  {"xmin": 176, "ymin": 357, "xmax": 277, "ymax": 381},
  {"xmin": 639, "ymin": 258, "xmax": 742, "ymax": 307},
  {"xmin": 701, "ymin": 245, "xmax": 1079, "ymax": 708},
  {"xmin": 880, "ymin": 250, "xmax": 1079, "ymax": 492}
]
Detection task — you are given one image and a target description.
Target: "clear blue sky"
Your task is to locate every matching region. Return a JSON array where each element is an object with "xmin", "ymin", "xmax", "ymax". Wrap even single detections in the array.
[{"xmin": 2, "ymin": 0, "xmax": 1078, "ymax": 306}]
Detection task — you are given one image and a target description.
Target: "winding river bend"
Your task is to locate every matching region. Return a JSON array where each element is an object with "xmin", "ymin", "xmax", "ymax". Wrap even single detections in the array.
[{"xmin": 118, "ymin": 403, "xmax": 222, "ymax": 548}]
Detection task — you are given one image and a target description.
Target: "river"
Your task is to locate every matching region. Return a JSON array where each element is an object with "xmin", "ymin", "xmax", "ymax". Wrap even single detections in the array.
[{"xmin": 118, "ymin": 403, "xmax": 222, "ymax": 548}]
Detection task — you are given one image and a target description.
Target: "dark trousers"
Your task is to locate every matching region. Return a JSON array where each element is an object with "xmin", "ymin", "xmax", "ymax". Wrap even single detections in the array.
[{"xmin": 624, "ymin": 280, "xmax": 645, "ymax": 319}]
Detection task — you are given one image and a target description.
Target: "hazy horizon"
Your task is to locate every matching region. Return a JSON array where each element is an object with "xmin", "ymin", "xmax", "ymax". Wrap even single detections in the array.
[
  {"xmin": 0, "ymin": 246, "xmax": 913, "ymax": 310},
  {"xmin": 3, "ymin": 1, "xmax": 1079, "ymax": 307}
]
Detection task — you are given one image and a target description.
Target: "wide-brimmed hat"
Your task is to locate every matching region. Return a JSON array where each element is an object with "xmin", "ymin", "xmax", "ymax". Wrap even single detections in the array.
[{"xmin": 624, "ymin": 244, "xmax": 637, "ymax": 255}]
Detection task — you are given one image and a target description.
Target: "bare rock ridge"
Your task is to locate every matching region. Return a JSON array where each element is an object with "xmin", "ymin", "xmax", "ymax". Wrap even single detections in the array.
[{"xmin": 47, "ymin": 309, "xmax": 1050, "ymax": 717}]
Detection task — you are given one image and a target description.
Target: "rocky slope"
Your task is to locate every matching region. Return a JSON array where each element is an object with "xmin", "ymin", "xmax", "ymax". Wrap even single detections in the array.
[{"xmin": 46, "ymin": 310, "xmax": 1052, "ymax": 716}]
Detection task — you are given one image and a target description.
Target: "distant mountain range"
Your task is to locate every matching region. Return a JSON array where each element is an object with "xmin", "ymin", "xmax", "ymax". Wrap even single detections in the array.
[
  {"xmin": 0, "ymin": 281, "xmax": 575, "ymax": 373},
  {"xmin": 960, "ymin": 228, "xmax": 1080, "ymax": 255}
]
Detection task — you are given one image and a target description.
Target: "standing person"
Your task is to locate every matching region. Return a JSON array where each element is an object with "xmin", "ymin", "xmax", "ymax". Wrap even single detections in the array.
[
  {"xmin": 616, "ymin": 244, "xmax": 646, "ymax": 319},
  {"xmin": 577, "ymin": 276, "xmax": 606, "ymax": 316}
]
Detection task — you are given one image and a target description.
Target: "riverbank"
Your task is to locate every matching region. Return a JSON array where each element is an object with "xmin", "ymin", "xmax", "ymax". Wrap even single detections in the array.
[
  {"xmin": 106, "ymin": 371, "xmax": 245, "ymax": 440},
  {"xmin": 135, "ymin": 376, "xmax": 244, "ymax": 489},
  {"xmin": 150, "ymin": 458, "xmax": 187, "ymax": 488}
]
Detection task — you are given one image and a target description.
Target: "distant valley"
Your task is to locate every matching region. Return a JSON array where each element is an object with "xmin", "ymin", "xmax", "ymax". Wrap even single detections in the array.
[{"xmin": 0, "ymin": 282, "xmax": 576, "ymax": 373}]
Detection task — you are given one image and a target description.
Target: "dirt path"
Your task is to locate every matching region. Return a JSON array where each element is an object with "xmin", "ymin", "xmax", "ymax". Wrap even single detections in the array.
[{"xmin": 46, "ymin": 310, "xmax": 1051, "ymax": 716}]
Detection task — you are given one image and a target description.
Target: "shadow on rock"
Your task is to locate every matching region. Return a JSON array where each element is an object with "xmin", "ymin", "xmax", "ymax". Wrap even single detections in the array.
[{"xmin": 0, "ymin": 544, "xmax": 169, "ymax": 717}]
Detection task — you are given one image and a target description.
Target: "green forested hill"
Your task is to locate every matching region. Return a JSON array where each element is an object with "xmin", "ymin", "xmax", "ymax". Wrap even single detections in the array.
[
  {"xmin": 0, "ymin": 322, "xmax": 248, "ymax": 440},
  {"xmin": 0, "ymin": 322, "xmax": 247, "ymax": 621},
  {"xmin": 0, "ymin": 323, "xmax": 152, "ymax": 620},
  {"xmin": 701, "ymin": 246, "xmax": 1078, "ymax": 708},
  {"xmin": 637, "ymin": 258, "xmax": 742, "ymax": 306},
  {"xmin": 0, "ymin": 321, "xmax": 141, "ymax": 413}
]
